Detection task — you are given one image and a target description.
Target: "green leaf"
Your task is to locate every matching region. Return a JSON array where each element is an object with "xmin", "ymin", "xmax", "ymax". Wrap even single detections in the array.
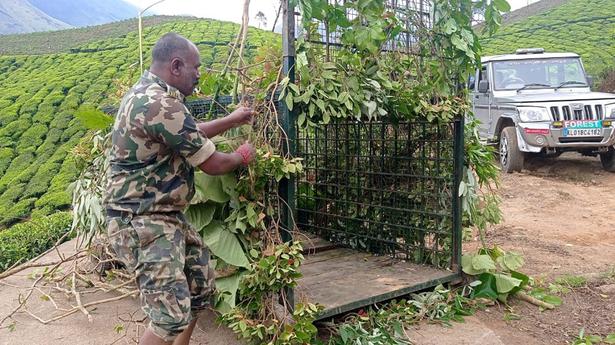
[
  {"xmin": 285, "ymin": 92, "xmax": 294, "ymax": 111},
  {"xmin": 298, "ymin": 113, "xmax": 306, "ymax": 127},
  {"xmin": 193, "ymin": 173, "xmax": 230, "ymax": 203},
  {"xmin": 202, "ymin": 221, "xmax": 249, "ymax": 268},
  {"xmin": 74, "ymin": 105, "xmax": 113, "ymax": 130},
  {"xmin": 493, "ymin": 0, "xmax": 511, "ymax": 12},
  {"xmin": 315, "ymin": 98, "xmax": 326, "ymax": 112},
  {"xmin": 541, "ymin": 294, "xmax": 562, "ymax": 306},
  {"xmin": 443, "ymin": 18, "xmax": 457, "ymax": 34},
  {"xmin": 472, "ymin": 254, "xmax": 496, "ymax": 272},
  {"xmin": 604, "ymin": 334, "xmax": 615, "ymax": 344},
  {"xmin": 219, "ymin": 173, "xmax": 238, "ymax": 198},
  {"xmin": 215, "ymin": 272, "xmax": 244, "ymax": 313},
  {"xmin": 510, "ymin": 270, "xmax": 530, "ymax": 293},
  {"xmin": 185, "ymin": 203, "xmax": 217, "ymax": 231},
  {"xmin": 462, "ymin": 254, "xmax": 482, "ymax": 275},
  {"xmin": 473, "ymin": 273, "xmax": 498, "ymax": 299},
  {"xmin": 322, "ymin": 111, "xmax": 330, "ymax": 124},
  {"xmin": 497, "ymin": 251, "xmax": 524, "ymax": 271},
  {"xmin": 494, "ymin": 273, "xmax": 522, "ymax": 293}
]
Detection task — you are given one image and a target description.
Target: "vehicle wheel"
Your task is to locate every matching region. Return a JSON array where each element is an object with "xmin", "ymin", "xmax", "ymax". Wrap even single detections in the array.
[
  {"xmin": 499, "ymin": 127, "xmax": 525, "ymax": 173},
  {"xmin": 600, "ymin": 148, "xmax": 615, "ymax": 172}
]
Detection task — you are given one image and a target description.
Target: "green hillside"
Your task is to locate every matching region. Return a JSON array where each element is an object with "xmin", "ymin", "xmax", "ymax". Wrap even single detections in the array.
[
  {"xmin": 0, "ymin": 18, "xmax": 278, "ymax": 227},
  {"xmin": 0, "ymin": 15, "xmax": 198, "ymax": 55},
  {"xmin": 481, "ymin": 0, "xmax": 615, "ymax": 77}
]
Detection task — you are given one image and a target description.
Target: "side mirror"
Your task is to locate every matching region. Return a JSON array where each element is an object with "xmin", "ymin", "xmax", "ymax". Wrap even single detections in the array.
[
  {"xmin": 478, "ymin": 80, "xmax": 490, "ymax": 93},
  {"xmin": 587, "ymin": 75, "xmax": 594, "ymax": 88}
]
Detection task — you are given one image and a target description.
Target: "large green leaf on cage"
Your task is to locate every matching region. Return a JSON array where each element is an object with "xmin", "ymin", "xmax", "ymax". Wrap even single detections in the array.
[
  {"xmin": 202, "ymin": 220, "xmax": 249, "ymax": 268},
  {"xmin": 215, "ymin": 271, "xmax": 245, "ymax": 313},
  {"xmin": 185, "ymin": 203, "xmax": 217, "ymax": 231},
  {"xmin": 193, "ymin": 172, "xmax": 231, "ymax": 204}
]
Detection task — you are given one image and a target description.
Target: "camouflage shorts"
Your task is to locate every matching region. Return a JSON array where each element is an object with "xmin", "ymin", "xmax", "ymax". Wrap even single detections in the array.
[{"xmin": 106, "ymin": 211, "xmax": 215, "ymax": 341}]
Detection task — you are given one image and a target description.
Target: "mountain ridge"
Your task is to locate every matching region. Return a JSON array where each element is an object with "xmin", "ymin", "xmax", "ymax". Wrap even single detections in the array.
[
  {"xmin": 0, "ymin": 0, "xmax": 139, "ymax": 35},
  {"xmin": 0, "ymin": 0, "xmax": 72, "ymax": 35}
]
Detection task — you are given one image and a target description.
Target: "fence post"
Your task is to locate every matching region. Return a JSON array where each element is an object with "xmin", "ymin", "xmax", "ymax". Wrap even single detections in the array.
[
  {"xmin": 279, "ymin": 0, "xmax": 296, "ymax": 311},
  {"xmin": 451, "ymin": 116, "xmax": 465, "ymax": 275},
  {"xmin": 279, "ymin": 0, "xmax": 296, "ymax": 243}
]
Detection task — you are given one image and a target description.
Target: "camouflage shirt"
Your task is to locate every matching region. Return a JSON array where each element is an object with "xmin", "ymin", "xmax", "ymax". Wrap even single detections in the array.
[{"xmin": 104, "ymin": 70, "xmax": 215, "ymax": 214}]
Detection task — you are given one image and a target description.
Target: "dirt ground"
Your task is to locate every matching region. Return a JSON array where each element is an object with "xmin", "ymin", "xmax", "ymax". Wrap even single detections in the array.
[
  {"xmin": 1, "ymin": 152, "xmax": 614, "ymax": 345},
  {"xmin": 468, "ymin": 152, "xmax": 615, "ymax": 344}
]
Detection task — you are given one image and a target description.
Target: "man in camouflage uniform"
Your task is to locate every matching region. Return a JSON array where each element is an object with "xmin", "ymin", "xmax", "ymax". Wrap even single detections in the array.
[{"xmin": 105, "ymin": 32, "xmax": 255, "ymax": 345}]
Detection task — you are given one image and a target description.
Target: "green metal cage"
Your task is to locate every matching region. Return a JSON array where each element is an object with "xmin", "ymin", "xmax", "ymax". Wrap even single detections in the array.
[{"xmin": 186, "ymin": 0, "xmax": 464, "ymax": 321}]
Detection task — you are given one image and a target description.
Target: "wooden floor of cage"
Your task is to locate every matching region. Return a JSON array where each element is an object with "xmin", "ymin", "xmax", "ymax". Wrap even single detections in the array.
[{"xmin": 293, "ymin": 231, "xmax": 459, "ymax": 320}]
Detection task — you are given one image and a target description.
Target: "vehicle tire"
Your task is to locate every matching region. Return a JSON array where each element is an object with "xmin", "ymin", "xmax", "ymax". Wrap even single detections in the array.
[
  {"xmin": 600, "ymin": 148, "xmax": 615, "ymax": 172},
  {"xmin": 499, "ymin": 126, "xmax": 525, "ymax": 173}
]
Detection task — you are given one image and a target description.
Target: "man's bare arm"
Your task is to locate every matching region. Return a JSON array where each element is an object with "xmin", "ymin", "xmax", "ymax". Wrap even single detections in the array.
[
  {"xmin": 198, "ymin": 151, "xmax": 243, "ymax": 175},
  {"xmin": 198, "ymin": 143, "xmax": 255, "ymax": 175},
  {"xmin": 197, "ymin": 106, "xmax": 255, "ymax": 138}
]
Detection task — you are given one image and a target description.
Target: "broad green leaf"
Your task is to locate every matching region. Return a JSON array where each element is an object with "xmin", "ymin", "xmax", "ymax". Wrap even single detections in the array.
[
  {"xmin": 193, "ymin": 172, "xmax": 230, "ymax": 203},
  {"xmin": 472, "ymin": 254, "xmax": 496, "ymax": 272},
  {"xmin": 462, "ymin": 254, "xmax": 482, "ymax": 275},
  {"xmin": 494, "ymin": 273, "xmax": 522, "ymax": 293},
  {"xmin": 493, "ymin": 0, "xmax": 511, "ymax": 12},
  {"xmin": 215, "ymin": 272, "xmax": 244, "ymax": 313},
  {"xmin": 497, "ymin": 251, "xmax": 525, "ymax": 271},
  {"xmin": 202, "ymin": 221, "xmax": 249, "ymax": 268},
  {"xmin": 219, "ymin": 173, "xmax": 238, "ymax": 199},
  {"xmin": 541, "ymin": 294, "xmax": 562, "ymax": 306},
  {"xmin": 497, "ymin": 292, "xmax": 509, "ymax": 303},
  {"xmin": 604, "ymin": 334, "xmax": 615, "ymax": 344},
  {"xmin": 472, "ymin": 273, "xmax": 498, "ymax": 299},
  {"xmin": 510, "ymin": 270, "xmax": 530, "ymax": 293},
  {"xmin": 185, "ymin": 203, "xmax": 217, "ymax": 231},
  {"xmin": 74, "ymin": 105, "xmax": 113, "ymax": 130}
]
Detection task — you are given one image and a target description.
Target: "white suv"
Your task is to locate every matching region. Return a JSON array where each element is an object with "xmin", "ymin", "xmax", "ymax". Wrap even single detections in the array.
[{"xmin": 470, "ymin": 48, "xmax": 615, "ymax": 172}]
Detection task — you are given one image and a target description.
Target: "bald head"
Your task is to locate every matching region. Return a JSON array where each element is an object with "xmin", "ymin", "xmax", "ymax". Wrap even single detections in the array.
[
  {"xmin": 149, "ymin": 33, "xmax": 201, "ymax": 97},
  {"xmin": 152, "ymin": 32, "xmax": 195, "ymax": 64}
]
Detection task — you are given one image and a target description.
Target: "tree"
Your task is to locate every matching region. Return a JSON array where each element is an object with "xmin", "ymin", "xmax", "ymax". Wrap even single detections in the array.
[{"xmin": 254, "ymin": 11, "xmax": 267, "ymax": 29}]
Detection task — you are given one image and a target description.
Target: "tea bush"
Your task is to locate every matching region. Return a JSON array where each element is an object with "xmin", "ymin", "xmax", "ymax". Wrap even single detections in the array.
[{"xmin": 0, "ymin": 212, "xmax": 72, "ymax": 272}]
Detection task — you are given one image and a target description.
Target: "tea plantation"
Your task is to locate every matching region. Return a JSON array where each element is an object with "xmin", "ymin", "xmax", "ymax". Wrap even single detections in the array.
[
  {"xmin": 0, "ymin": 17, "xmax": 278, "ymax": 228},
  {"xmin": 481, "ymin": 0, "xmax": 615, "ymax": 78}
]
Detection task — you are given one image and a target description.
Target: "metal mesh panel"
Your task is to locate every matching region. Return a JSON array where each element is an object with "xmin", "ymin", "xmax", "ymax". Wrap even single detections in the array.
[
  {"xmin": 187, "ymin": 96, "xmax": 234, "ymax": 119},
  {"xmin": 299, "ymin": 0, "xmax": 433, "ymax": 58},
  {"xmin": 295, "ymin": 118, "xmax": 456, "ymax": 267}
]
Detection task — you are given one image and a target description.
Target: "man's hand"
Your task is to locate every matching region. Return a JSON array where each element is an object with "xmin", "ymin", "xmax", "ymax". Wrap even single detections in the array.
[
  {"xmin": 235, "ymin": 142, "xmax": 256, "ymax": 166},
  {"xmin": 228, "ymin": 106, "xmax": 256, "ymax": 126}
]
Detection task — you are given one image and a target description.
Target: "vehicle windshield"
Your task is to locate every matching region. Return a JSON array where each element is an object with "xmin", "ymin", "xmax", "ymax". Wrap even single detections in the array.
[{"xmin": 492, "ymin": 57, "xmax": 587, "ymax": 91}]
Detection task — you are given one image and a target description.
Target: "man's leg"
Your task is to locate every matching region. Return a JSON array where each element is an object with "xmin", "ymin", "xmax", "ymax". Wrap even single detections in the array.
[
  {"xmin": 141, "ymin": 329, "xmax": 174, "ymax": 345},
  {"xmin": 132, "ymin": 215, "xmax": 193, "ymax": 344},
  {"xmin": 172, "ymin": 318, "xmax": 198, "ymax": 345}
]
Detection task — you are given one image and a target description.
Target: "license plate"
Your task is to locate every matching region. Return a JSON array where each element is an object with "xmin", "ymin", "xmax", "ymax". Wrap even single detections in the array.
[{"xmin": 563, "ymin": 128, "xmax": 602, "ymax": 137}]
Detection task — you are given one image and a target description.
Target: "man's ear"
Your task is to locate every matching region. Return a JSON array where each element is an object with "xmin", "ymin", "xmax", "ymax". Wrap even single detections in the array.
[{"xmin": 170, "ymin": 57, "xmax": 183, "ymax": 76}]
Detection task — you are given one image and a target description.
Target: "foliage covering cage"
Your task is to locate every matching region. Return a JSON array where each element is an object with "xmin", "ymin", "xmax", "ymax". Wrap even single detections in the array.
[
  {"xmin": 189, "ymin": 0, "xmax": 467, "ymax": 319},
  {"xmin": 289, "ymin": 0, "xmax": 464, "ymax": 314}
]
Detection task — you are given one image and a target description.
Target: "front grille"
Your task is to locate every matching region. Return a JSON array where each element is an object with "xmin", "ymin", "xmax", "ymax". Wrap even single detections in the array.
[{"xmin": 549, "ymin": 103, "xmax": 605, "ymax": 121}]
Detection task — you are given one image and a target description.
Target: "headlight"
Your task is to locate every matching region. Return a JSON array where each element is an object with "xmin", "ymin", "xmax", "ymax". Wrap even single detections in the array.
[
  {"xmin": 517, "ymin": 107, "xmax": 550, "ymax": 122},
  {"xmin": 605, "ymin": 103, "xmax": 615, "ymax": 119}
]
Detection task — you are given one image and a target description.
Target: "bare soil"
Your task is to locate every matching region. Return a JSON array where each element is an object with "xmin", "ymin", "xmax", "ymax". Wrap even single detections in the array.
[
  {"xmin": 470, "ymin": 152, "xmax": 615, "ymax": 344},
  {"xmin": 2, "ymin": 152, "xmax": 614, "ymax": 344}
]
